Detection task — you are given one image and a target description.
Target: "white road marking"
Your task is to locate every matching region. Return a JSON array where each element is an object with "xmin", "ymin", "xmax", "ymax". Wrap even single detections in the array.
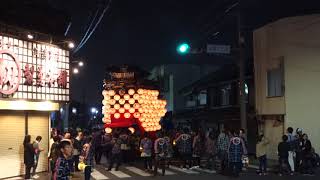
[
  {"xmin": 125, "ymin": 166, "xmax": 151, "ymax": 176},
  {"xmin": 169, "ymin": 166, "xmax": 199, "ymax": 174},
  {"xmin": 107, "ymin": 168, "xmax": 131, "ymax": 178},
  {"xmin": 157, "ymin": 169, "xmax": 176, "ymax": 175},
  {"xmin": 91, "ymin": 169, "xmax": 109, "ymax": 179},
  {"xmin": 194, "ymin": 168, "xmax": 216, "ymax": 174}
]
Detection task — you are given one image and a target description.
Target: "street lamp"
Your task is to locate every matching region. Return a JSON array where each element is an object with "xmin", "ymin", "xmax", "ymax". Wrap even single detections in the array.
[
  {"xmin": 91, "ymin": 107, "xmax": 98, "ymax": 114},
  {"xmin": 78, "ymin": 61, "xmax": 84, "ymax": 67},
  {"xmin": 68, "ymin": 42, "xmax": 75, "ymax": 49},
  {"xmin": 73, "ymin": 68, "xmax": 79, "ymax": 74},
  {"xmin": 72, "ymin": 107, "xmax": 77, "ymax": 114}
]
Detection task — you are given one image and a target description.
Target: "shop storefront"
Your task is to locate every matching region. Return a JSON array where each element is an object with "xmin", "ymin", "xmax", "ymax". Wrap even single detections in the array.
[{"xmin": 0, "ymin": 32, "xmax": 69, "ymax": 178}]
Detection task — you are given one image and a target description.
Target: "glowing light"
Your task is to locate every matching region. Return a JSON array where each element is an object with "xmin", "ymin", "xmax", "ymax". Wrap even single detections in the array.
[
  {"xmin": 124, "ymin": 94, "xmax": 130, "ymax": 100},
  {"xmin": 119, "ymin": 108, "xmax": 125, "ymax": 113},
  {"xmin": 128, "ymin": 89, "xmax": 135, "ymax": 95},
  {"xmin": 108, "ymin": 90, "xmax": 115, "ymax": 96},
  {"xmin": 128, "ymin": 127, "xmax": 135, "ymax": 134},
  {"xmin": 129, "ymin": 98, "xmax": 135, "ymax": 104},
  {"xmin": 105, "ymin": 127, "xmax": 112, "ymax": 134},
  {"xmin": 78, "ymin": 61, "xmax": 84, "ymax": 67},
  {"xmin": 114, "ymin": 104, "xmax": 120, "ymax": 110},
  {"xmin": 73, "ymin": 68, "xmax": 79, "ymax": 74},
  {"xmin": 68, "ymin": 42, "xmax": 75, "ymax": 49},
  {"xmin": 109, "ymin": 99, "xmax": 116, "ymax": 105},
  {"xmin": 102, "ymin": 100, "xmax": 108, "ymax": 105},
  {"xmin": 114, "ymin": 113, "xmax": 120, "ymax": 119},
  {"xmin": 133, "ymin": 94, "xmax": 140, "ymax": 100},
  {"xmin": 110, "ymin": 108, "xmax": 116, "ymax": 114},
  {"xmin": 114, "ymin": 95, "xmax": 121, "ymax": 101},
  {"xmin": 102, "ymin": 90, "xmax": 108, "ymax": 96},
  {"xmin": 27, "ymin": 34, "xmax": 34, "ymax": 39},
  {"xmin": 133, "ymin": 112, "xmax": 140, "ymax": 118},
  {"xmin": 133, "ymin": 103, "xmax": 140, "ymax": 109},
  {"xmin": 119, "ymin": 99, "xmax": 125, "ymax": 105},
  {"xmin": 124, "ymin": 103, "xmax": 130, "ymax": 110},
  {"xmin": 129, "ymin": 108, "xmax": 135, "ymax": 114},
  {"xmin": 137, "ymin": 89, "xmax": 144, "ymax": 94},
  {"xmin": 124, "ymin": 113, "xmax": 131, "ymax": 118}
]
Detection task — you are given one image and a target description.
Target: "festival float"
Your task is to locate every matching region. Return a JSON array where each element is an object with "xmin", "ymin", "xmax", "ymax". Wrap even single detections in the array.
[{"xmin": 101, "ymin": 66, "xmax": 167, "ymax": 134}]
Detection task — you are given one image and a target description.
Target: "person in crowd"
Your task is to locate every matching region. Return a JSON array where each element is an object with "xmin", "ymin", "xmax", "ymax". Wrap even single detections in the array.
[
  {"xmin": 92, "ymin": 129, "xmax": 103, "ymax": 165},
  {"xmin": 31, "ymin": 136, "xmax": 44, "ymax": 178},
  {"xmin": 295, "ymin": 128, "xmax": 304, "ymax": 172},
  {"xmin": 286, "ymin": 127, "xmax": 296, "ymax": 174},
  {"xmin": 24, "ymin": 135, "xmax": 35, "ymax": 180},
  {"xmin": 278, "ymin": 135, "xmax": 291, "ymax": 176},
  {"xmin": 140, "ymin": 132, "xmax": 153, "ymax": 171},
  {"xmin": 80, "ymin": 137, "xmax": 94, "ymax": 180},
  {"xmin": 228, "ymin": 130, "xmax": 247, "ymax": 177},
  {"xmin": 256, "ymin": 134, "xmax": 269, "ymax": 175},
  {"xmin": 49, "ymin": 129, "xmax": 58, "ymax": 159},
  {"xmin": 204, "ymin": 131, "xmax": 216, "ymax": 170},
  {"xmin": 216, "ymin": 129, "xmax": 230, "ymax": 174},
  {"xmin": 120, "ymin": 130, "xmax": 131, "ymax": 164},
  {"xmin": 175, "ymin": 128, "xmax": 192, "ymax": 169},
  {"xmin": 101, "ymin": 131, "xmax": 113, "ymax": 162},
  {"xmin": 163, "ymin": 131, "xmax": 174, "ymax": 168},
  {"xmin": 192, "ymin": 130, "xmax": 205, "ymax": 168},
  {"xmin": 54, "ymin": 140, "xmax": 73, "ymax": 180},
  {"xmin": 49, "ymin": 136, "xmax": 60, "ymax": 179},
  {"xmin": 154, "ymin": 131, "xmax": 168, "ymax": 176},
  {"xmin": 62, "ymin": 132, "xmax": 74, "ymax": 173},
  {"xmin": 73, "ymin": 131, "xmax": 84, "ymax": 171},
  {"xmin": 108, "ymin": 133, "xmax": 122, "ymax": 171},
  {"xmin": 300, "ymin": 134, "xmax": 314, "ymax": 175}
]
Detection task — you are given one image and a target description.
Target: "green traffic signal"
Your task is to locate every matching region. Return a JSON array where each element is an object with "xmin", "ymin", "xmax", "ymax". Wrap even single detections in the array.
[{"xmin": 177, "ymin": 43, "xmax": 190, "ymax": 54}]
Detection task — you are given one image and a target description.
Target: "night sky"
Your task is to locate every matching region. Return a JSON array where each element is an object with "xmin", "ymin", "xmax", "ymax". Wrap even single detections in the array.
[{"xmin": 2, "ymin": 0, "xmax": 320, "ymax": 105}]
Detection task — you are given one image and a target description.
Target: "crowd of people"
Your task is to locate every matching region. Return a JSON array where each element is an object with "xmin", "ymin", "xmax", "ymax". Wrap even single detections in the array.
[
  {"xmin": 275, "ymin": 127, "xmax": 319, "ymax": 176},
  {"xmin": 22, "ymin": 126, "xmax": 319, "ymax": 179}
]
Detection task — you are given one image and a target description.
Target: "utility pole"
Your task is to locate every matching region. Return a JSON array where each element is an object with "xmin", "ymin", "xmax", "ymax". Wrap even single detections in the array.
[{"xmin": 237, "ymin": 4, "xmax": 247, "ymax": 133}]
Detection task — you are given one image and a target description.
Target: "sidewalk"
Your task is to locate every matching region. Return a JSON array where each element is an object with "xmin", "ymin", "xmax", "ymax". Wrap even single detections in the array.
[
  {"xmin": 248, "ymin": 156, "xmax": 278, "ymax": 172},
  {"xmin": 3, "ymin": 172, "xmax": 84, "ymax": 180}
]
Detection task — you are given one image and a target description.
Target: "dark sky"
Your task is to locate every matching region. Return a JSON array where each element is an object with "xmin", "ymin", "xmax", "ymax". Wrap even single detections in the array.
[{"xmin": 2, "ymin": 0, "xmax": 320, "ymax": 105}]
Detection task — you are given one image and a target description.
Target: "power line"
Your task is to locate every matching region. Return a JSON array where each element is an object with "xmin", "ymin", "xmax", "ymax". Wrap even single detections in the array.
[{"xmin": 73, "ymin": 0, "xmax": 112, "ymax": 54}]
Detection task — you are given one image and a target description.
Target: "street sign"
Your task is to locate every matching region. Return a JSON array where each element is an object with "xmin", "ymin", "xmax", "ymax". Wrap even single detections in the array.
[{"xmin": 206, "ymin": 44, "xmax": 231, "ymax": 54}]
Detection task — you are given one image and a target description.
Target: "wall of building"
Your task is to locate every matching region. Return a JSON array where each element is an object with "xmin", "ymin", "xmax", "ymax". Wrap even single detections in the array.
[{"xmin": 254, "ymin": 14, "xmax": 320, "ymax": 157}]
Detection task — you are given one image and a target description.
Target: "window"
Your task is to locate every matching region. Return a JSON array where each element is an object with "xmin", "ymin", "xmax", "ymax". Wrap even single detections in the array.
[
  {"xmin": 197, "ymin": 90, "xmax": 207, "ymax": 105},
  {"xmin": 267, "ymin": 62, "xmax": 284, "ymax": 97}
]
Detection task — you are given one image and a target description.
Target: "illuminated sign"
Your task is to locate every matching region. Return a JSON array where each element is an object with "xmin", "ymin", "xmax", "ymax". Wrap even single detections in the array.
[{"xmin": 0, "ymin": 35, "xmax": 69, "ymax": 101}]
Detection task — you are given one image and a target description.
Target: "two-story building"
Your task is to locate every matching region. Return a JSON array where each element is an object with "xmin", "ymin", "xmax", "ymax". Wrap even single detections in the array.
[
  {"xmin": 254, "ymin": 14, "xmax": 320, "ymax": 159},
  {"xmin": 175, "ymin": 64, "xmax": 256, "ymax": 151}
]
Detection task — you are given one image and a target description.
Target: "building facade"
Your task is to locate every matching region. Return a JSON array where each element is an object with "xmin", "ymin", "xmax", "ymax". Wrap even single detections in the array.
[
  {"xmin": 254, "ymin": 14, "xmax": 320, "ymax": 159},
  {"xmin": 0, "ymin": 24, "xmax": 70, "ymax": 178},
  {"xmin": 175, "ymin": 64, "xmax": 256, "ymax": 152}
]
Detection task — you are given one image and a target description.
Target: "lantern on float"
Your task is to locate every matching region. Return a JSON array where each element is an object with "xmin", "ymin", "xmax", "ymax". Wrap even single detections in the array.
[
  {"xmin": 119, "ymin": 99, "xmax": 125, "ymax": 105},
  {"xmin": 129, "ymin": 98, "xmax": 135, "ymax": 105},
  {"xmin": 108, "ymin": 90, "xmax": 115, "ymax": 96},
  {"xmin": 114, "ymin": 104, "xmax": 120, "ymax": 110},
  {"xmin": 105, "ymin": 127, "xmax": 112, "ymax": 134},
  {"xmin": 109, "ymin": 99, "xmax": 116, "ymax": 105},
  {"xmin": 133, "ymin": 94, "xmax": 139, "ymax": 100},
  {"xmin": 119, "ymin": 108, "xmax": 125, "ymax": 114},
  {"xmin": 124, "ymin": 113, "xmax": 131, "ymax": 119},
  {"xmin": 114, "ymin": 95, "xmax": 120, "ymax": 101},
  {"xmin": 128, "ymin": 89, "xmax": 135, "ymax": 95},
  {"xmin": 129, "ymin": 108, "xmax": 135, "ymax": 114},
  {"xmin": 124, "ymin": 94, "xmax": 130, "ymax": 100},
  {"xmin": 114, "ymin": 113, "xmax": 120, "ymax": 119},
  {"xmin": 124, "ymin": 103, "xmax": 130, "ymax": 110}
]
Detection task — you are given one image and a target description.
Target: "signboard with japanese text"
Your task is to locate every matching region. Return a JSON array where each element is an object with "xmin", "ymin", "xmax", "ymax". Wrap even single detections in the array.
[{"xmin": 0, "ymin": 35, "xmax": 69, "ymax": 101}]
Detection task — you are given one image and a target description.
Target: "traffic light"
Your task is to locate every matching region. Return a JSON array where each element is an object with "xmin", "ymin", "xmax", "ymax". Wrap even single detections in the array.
[{"xmin": 176, "ymin": 43, "xmax": 190, "ymax": 55}]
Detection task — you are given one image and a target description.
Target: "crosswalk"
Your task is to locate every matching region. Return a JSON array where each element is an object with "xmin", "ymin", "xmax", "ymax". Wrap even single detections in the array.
[{"xmin": 90, "ymin": 165, "xmax": 216, "ymax": 180}]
